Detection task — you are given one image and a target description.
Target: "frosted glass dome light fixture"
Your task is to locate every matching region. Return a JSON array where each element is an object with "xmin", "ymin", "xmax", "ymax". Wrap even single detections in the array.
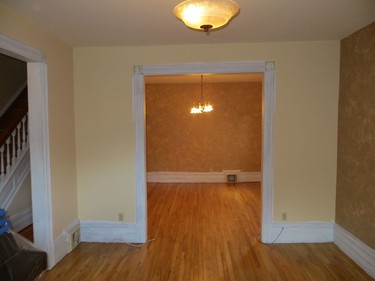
[{"xmin": 174, "ymin": 0, "xmax": 240, "ymax": 33}]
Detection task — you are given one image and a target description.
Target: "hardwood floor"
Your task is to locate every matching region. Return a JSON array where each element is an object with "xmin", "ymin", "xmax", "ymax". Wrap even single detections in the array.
[
  {"xmin": 42, "ymin": 183, "xmax": 373, "ymax": 281},
  {"xmin": 18, "ymin": 224, "xmax": 34, "ymax": 242}
]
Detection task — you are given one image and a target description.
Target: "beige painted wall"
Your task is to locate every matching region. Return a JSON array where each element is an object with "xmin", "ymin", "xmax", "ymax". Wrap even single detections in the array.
[
  {"xmin": 0, "ymin": 4, "xmax": 78, "ymax": 237},
  {"xmin": 146, "ymin": 82, "xmax": 262, "ymax": 173},
  {"xmin": 74, "ymin": 41, "xmax": 339, "ymax": 222},
  {"xmin": 336, "ymin": 22, "xmax": 375, "ymax": 249}
]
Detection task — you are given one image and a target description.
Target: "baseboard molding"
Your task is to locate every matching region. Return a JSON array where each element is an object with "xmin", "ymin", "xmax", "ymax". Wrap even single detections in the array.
[
  {"xmin": 80, "ymin": 220, "xmax": 139, "ymax": 243},
  {"xmin": 269, "ymin": 221, "xmax": 334, "ymax": 243},
  {"xmin": 79, "ymin": 220, "xmax": 333, "ymax": 244},
  {"xmin": 9, "ymin": 207, "xmax": 32, "ymax": 232},
  {"xmin": 147, "ymin": 171, "xmax": 261, "ymax": 183},
  {"xmin": 54, "ymin": 219, "xmax": 80, "ymax": 265},
  {"xmin": 334, "ymin": 224, "xmax": 375, "ymax": 279},
  {"xmin": 54, "ymin": 231, "xmax": 68, "ymax": 265}
]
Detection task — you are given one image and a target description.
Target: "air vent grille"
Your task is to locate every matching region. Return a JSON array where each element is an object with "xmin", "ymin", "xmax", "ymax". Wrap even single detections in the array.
[{"xmin": 226, "ymin": 174, "xmax": 237, "ymax": 183}]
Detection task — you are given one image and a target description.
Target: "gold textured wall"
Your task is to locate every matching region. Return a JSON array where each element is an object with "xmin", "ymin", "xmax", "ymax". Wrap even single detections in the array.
[
  {"xmin": 146, "ymin": 82, "xmax": 262, "ymax": 172},
  {"xmin": 336, "ymin": 22, "xmax": 375, "ymax": 248}
]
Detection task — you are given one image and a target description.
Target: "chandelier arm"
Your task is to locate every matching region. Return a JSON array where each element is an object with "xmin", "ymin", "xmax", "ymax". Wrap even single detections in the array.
[{"xmin": 201, "ymin": 75, "xmax": 203, "ymax": 101}]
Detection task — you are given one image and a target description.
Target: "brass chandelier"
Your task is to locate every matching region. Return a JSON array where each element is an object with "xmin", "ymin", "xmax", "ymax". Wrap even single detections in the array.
[
  {"xmin": 174, "ymin": 0, "xmax": 240, "ymax": 33},
  {"xmin": 190, "ymin": 75, "xmax": 213, "ymax": 114}
]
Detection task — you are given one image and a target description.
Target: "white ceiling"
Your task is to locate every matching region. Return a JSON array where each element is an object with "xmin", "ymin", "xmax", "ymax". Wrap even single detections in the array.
[{"xmin": 0, "ymin": 0, "xmax": 374, "ymax": 47}]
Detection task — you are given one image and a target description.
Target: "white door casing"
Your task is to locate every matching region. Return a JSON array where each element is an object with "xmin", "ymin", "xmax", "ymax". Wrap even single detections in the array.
[
  {"xmin": 133, "ymin": 61, "xmax": 275, "ymax": 243},
  {"xmin": 0, "ymin": 33, "xmax": 54, "ymax": 267}
]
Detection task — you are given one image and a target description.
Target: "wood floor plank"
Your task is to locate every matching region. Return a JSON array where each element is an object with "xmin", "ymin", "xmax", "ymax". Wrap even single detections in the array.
[
  {"xmin": 42, "ymin": 183, "xmax": 374, "ymax": 281},
  {"xmin": 18, "ymin": 224, "xmax": 34, "ymax": 242}
]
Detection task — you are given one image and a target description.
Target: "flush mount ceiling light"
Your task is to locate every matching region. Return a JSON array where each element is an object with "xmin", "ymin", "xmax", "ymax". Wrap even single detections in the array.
[
  {"xmin": 174, "ymin": 0, "xmax": 240, "ymax": 33},
  {"xmin": 190, "ymin": 75, "xmax": 213, "ymax": 114}
]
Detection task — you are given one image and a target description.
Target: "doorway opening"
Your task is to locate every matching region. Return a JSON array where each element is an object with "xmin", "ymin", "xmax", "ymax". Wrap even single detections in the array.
[
  {"xmin": 0, "ymin": 34, "xmax": 54, "ymax": 267},
  {"xmin": 133, "ymin": 61, "xmax": 275, "ymax": 243},
  {"xmin": 0, "ymin": 53, "xmax": 32, "ymax": 239},
  {"xmin": 144, "ymin": 73, "xmax": 264, "ymax": 242}
]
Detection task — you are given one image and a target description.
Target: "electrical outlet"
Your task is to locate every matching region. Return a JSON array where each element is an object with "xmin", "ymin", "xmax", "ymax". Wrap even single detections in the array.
[
  {"xmin": 118, "ymin": 213, "xmax": 124, "ymax": 221},
  {"xmin": 281, "ymin": 212, "xmax": 287, "ymax": 221}
]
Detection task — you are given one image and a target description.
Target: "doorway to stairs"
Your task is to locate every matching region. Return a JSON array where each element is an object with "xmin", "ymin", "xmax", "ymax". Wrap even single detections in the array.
[
  {"xmin": 0, "ymin": 53, "xmax": 32, "ymax": 239},
  {"xmin": 0, "ymin": 34, "xmax": 54, "ymax": 267}
]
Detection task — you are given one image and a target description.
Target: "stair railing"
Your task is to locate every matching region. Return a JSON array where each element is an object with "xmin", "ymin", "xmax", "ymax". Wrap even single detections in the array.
[{"xmin": 0, "ymin": 113, "xmax": 29, "ymax": 182}]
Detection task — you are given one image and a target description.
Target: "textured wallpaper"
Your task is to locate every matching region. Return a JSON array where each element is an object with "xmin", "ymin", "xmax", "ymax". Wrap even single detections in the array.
[
  {"xmin": 146, "ymin": 82, "xmax": 262, "ymax": 172},
  {"xmin": 336, "ymin": 22, "xmax": 375, "ymax": 249}
]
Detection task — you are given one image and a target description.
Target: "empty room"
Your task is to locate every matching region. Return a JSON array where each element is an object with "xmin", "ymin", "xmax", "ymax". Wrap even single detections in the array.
[{"xmin": 0, "ymin": 0, "xmax": 374, "ymax": 280}]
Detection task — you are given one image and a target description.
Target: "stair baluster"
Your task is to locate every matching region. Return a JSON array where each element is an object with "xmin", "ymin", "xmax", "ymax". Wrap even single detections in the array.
[
  {"xmin": 17, "ymin": 123, "xmax": 22, "ymax": 156},
  {"xmin": 5, "ymin": 138, "xmax": 11, "ymax": 174},
  {"xmin": 0, "ymin": 146, "xmax": 4, "ymax": 176},
  {"xmin": 11, "ymin": 130, "xmax": 16, "ymax": 163},
  {"xmin": 22, "ymin": 115, "xmax": 27, "ymax": 150},
  {"xmin": 0, "ymin": 116, "xmax": 29, "ymax": 178}
]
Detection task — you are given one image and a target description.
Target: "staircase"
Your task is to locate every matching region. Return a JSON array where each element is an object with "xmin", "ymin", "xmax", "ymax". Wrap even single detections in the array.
[{"xmin": 0, "ymin": 87, "xmax": 30, "ymax": 210}]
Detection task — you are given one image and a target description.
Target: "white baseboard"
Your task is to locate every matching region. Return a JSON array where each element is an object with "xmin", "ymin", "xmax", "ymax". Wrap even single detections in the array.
[
  {"xmin": 79, "ymin": 220, "xmax": 333, "ymax": 244},
  {"xmin": 9, "ymin": 207, "xmax": 32, "ymax": 232},
  {"xmin": 147, "ymin": 171, "xmax": 261, "ymax": 183},
  {"xmin": 54, "ymin": 231, "xmax": 68, "ymax": 265},
  {"xmin": 334, "ymin": 224, "xmax": 375, "ymax": 279},
  {"xmin": 269, "ymin": 221, "xmax": 334, "ymax": 243},
  {"xmin": 54, "ymin": 219, "xmax": 80, "ymax": 265},
  {"xmin": 80, "ymin": 220, "xmax": 139, "ymax": 243}
]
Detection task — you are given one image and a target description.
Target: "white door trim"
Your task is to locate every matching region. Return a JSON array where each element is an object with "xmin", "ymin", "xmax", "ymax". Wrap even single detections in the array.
[
  {"xmin": 0, "ymin": 33, "xmax": 54, "ymax": 266},
  {"xmin": 133, "ymin": 61, "xmax": 275, "ymax": 243}
]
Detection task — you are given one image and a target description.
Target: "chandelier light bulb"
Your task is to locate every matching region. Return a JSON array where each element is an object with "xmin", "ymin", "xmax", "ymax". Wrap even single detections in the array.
[{"xmin": 202, "ymin": 103, "xmax": 213, "ymax": 112}]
